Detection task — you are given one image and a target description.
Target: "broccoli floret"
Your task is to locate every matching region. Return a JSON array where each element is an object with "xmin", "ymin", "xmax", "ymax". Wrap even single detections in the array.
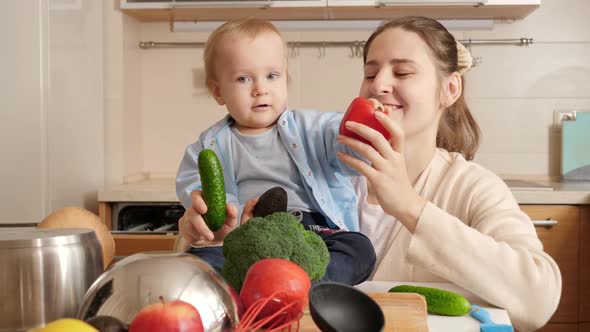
[{"xmin": 221, "ymin": 212, "xmax": 330, "ymax": 291}]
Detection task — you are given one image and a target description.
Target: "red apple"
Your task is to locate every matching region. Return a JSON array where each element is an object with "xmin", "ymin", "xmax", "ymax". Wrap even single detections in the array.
[{"xmin": 129, "ymin": 297, "xmax": 204, "ymax": 332}]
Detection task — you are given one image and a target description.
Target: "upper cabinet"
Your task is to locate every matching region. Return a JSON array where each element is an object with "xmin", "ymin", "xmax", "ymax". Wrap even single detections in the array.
[
  {"xmin": 120, "ymin": 0, "xmax": 541, "ymax": 22},
  {"xmin": 324, "ymin": 0, "xmax": 540, "ymax": 20},
  {"xmin": 121, "ymin": 0, "xmax": 327, "ymax": 8}
]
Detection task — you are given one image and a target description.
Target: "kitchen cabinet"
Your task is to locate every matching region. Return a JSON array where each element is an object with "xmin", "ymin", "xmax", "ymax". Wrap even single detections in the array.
[
  {"xmin": 120, "ymin": 0, "xmax": 540, "ymax": 22},
  {"xmin": 120, "ymin": 0, "xmax": 329, "ymax": 21},
  {"xmin": 97, "ymin": 202, "xmax": 176, "ymax": 257},
  {"xmin": 324, "ymin": 0, "xmax": 540, "ymax": 20},
  {"xmin": 520, "ymin": 205, "xmax": 580, "ymax": 327},
  {"xmin": 1, "ymin": 2, "xmax": 46, "ymax": 224},
  {"xmin": 580, "ymin": 206, "xmax": 590, "ymax": 324},
  {"xmin": 0, "ymin": 1, "xmax": 103, "ymax": 224},
  {"xmin": 535, "ymin": 324, "xmax": 578, "ymax": 332},
  {"xmin": 121, "ymin": 0, "xmax": 327, "ymax": 9}
]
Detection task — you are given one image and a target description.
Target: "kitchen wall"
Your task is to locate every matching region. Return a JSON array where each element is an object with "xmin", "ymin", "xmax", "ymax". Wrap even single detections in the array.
[{"xmin": 104, "ymin": 0, "xmax": 590, "ymax": 184}]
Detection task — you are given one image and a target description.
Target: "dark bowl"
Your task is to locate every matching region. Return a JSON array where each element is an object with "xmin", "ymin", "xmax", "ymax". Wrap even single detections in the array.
[{"xmin": 309, "ymin": 282, "xmax": 385, "ymax": 332}]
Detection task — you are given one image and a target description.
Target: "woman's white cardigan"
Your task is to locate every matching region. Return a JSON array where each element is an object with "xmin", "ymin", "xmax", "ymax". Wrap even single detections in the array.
[{"xmin": 355, "ymin": 149, "xmax": 561, "ymax": 332}]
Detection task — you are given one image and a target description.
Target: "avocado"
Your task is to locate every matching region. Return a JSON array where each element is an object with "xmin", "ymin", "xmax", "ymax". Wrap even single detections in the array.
[
  {"xmin": 253, "ymin": 186, "xmax": 288, "ymax": 218},
  {"xmin": 198, "ymin": 149, "xmax": 226, "ymax": 231},
  {"xmin": 389, "ymin": 285, "xmax": 471, "ymax": 316}
]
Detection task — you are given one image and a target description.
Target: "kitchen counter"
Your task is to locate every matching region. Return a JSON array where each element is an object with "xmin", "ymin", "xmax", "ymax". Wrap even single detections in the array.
[
  {"xmin": 98, "ymin": 178, "xmax": 179, "ymax": 202},
  {"xmin": 98, "ymin": 176, "xmax": 590, "ymax": 205},
  {"xmin": 506, "ymin": 177, "xmax": 590, "ymax": 204},
  {"xmin": 356, "ymin": 281, "xmax": 512, "ymax": 332}
]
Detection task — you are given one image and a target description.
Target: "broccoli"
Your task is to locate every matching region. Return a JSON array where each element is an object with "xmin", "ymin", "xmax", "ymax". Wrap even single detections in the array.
[{"xmin": 221, "ymin": 212, "xmax": 330, "ymax": 291}]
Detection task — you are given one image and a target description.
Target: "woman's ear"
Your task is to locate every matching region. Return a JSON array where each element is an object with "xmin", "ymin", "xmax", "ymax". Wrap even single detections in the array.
[
  {"xmin": 208, "ymin": 80, "xmax": 225, "ymax": 106},
  {"xmin": 441, "ymin": 72, "xmax": 462, "ymax": 107}
]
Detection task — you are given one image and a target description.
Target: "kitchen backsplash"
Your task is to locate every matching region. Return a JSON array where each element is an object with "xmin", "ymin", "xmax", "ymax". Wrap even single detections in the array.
[{"xmin": 103, "ymin": 0, "xmax": 590, "ymax": 182}]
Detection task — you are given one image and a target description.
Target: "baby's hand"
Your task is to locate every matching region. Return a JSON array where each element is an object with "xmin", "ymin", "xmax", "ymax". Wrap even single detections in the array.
[{"xmin": 178, "ymin": 189, "xmax": 238, "ymax": 245}]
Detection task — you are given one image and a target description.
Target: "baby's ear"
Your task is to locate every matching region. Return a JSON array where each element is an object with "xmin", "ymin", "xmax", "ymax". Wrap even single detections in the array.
[{"xmin": 208, "ymin": 80, "xmax": 225, "ymax": 105}]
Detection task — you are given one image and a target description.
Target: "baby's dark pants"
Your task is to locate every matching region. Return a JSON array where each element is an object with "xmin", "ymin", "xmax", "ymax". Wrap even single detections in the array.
[{"xmin": 186, "ymin": 211, "xmax": 376, "ymax": 286}]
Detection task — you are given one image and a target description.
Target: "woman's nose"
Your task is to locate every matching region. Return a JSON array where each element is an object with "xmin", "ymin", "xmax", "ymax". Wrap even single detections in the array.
[{"xmin": 370, "ymin": 73, "xmax": 393, "ymax": 95}]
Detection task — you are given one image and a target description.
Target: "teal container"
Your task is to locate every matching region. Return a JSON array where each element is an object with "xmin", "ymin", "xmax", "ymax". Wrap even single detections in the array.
[{"xmin": 562, "ymin": 112, "xmax": 590, "ymax": 180}]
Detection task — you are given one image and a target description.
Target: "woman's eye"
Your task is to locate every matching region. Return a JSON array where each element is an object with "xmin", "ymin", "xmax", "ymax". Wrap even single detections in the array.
[
  {"xmin": 395, "ymin": 72, "xmax": 411, "ymax": 77},
  {"xmin": 364, "ymin": 75, "xmax": 376, "ymax": 80},
  {"xmin": 267, "ymin": 73, "xmax": 279, "ymax": 80},
  {"xmin": 237, "ymin": 76, "xmax": 251, "ymax": 83}
]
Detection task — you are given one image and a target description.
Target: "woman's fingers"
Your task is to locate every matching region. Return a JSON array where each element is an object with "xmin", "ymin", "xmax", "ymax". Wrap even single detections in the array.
[
  {"xmin": 338, "ymin": 130, "xmax": 383, "ymax": 163},
  {"xmin": 337, "ymin": 151, "xmax": 378, "ymax": 180},
  {"xmin": 374, "ymin": 111, "xmax": 405, "ymax": 154},
  {"xmin": 340, "ymin": 121, "xmax": 395, "ymax": 162},
  {"xmin": 338, "ymin": 124, "xmax": 397, "ymax": 173}
]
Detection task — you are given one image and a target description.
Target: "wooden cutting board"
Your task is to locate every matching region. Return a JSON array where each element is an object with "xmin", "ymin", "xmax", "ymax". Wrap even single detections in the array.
[{"xmin": 298, "ymin": 292, "xmax": 428, "ymax": 332}]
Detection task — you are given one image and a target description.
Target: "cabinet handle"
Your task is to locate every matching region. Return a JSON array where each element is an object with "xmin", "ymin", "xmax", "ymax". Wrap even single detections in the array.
[{"xmin": 532, "ymin": 219, "xmax": 558, "ymax": 228}]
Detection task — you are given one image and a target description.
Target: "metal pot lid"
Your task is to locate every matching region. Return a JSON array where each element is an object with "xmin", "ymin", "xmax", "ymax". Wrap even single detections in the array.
[{"xmin": 0, "ymin": 228, "xmax": 96, "ymax": 249}]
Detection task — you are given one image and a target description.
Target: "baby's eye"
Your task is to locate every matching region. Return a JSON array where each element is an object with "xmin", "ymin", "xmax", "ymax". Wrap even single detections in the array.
[
  {"xmin": 364, "ymin": 74, "xmax": 376, "ymax": 81},
  {"xmin": 267, "ymin": 73, "xmax": 279, "ymax": 80},
  {"xmin": 395, "ymin": 72, "xmax": 411, "ymax": 78},
  {"xmin": 237, "ymin": 76, "xmax": 251, "ymax": 83}
]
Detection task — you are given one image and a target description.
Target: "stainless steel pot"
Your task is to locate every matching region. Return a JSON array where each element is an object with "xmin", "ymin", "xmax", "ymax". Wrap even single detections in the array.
[
  {"xmin": 0, "ymin": 228, "xmax": 103, "ymax": 332},
  {"xmin": 78, "ymin": 252, "xmax": 240, "ymax": 332}
]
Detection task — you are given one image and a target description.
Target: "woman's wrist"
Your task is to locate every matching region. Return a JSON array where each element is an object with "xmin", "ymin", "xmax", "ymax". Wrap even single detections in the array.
[{"xmin": 398, "ymin": 193, "xmax": 427, "ymax": 233}]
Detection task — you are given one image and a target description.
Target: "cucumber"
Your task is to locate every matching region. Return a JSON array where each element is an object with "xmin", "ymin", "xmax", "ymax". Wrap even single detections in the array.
[
  {"xmin": 388, "ymin": 285, "xmax": 471, "ymax": 316},
  {"xmin": 198, "ymin": 149, "xmax": 226, "ymax": 231}
]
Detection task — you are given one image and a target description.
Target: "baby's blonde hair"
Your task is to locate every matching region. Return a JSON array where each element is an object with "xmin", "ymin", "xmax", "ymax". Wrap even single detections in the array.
[{"xmin": 203, "ymin": 18, "xmax": 286, "ymax": 94}]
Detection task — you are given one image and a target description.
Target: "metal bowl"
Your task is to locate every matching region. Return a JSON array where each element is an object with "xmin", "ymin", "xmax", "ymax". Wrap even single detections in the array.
[
  {"xmin": 0, "ymin": 228, "xmax": 103, "ymax": 332},
  {"xmin": 78, "ymin": 252, "xmax": 241, "ymax": 332}
]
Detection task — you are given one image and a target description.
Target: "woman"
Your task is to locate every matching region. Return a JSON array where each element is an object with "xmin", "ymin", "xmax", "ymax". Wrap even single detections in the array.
[{"xmin": 336, "ymin": 16, "xmax": 561, "ymax": 332}]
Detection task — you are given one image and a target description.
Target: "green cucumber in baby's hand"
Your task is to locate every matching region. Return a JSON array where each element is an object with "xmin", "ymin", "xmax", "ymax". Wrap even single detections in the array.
[
  {"xmin": 198, "ymin": 149, "xmax": 226, "ymax": 231},
  {"xmin": 389, "ymin": 285, "xmax": 471, "ymax": 316}
]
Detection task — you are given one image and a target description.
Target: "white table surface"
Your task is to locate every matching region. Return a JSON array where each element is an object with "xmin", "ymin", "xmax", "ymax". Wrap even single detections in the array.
[{"xmin": 355, "ymin": 281, "xmax": 513, "ymax": 332}]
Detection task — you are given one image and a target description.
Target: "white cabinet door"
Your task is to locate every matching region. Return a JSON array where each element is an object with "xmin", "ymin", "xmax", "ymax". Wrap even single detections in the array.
[
  {"xmin": 326, "ymin": 0, "xmax": 540, "ymax": 6},
  {"xmin": 46, "ymin": 0, "xmax": 104, "ymax": 216},
  {"xmin": 121, "ymin": 0, "xmax": 326, "ymax": 9},
  {"xmin": 0, "ymin": 2, "xmax": 46, "ymax": 224},
  {"xmin": 0, "ymin": 0, "xmax": 104, "ymax": 224},
  {"xmin": 326, "ymin": 0, "xmax": 375, "ymax": 5},
  {"xmin": 373, "ymin": 0, "xmax": 487, "ymax": 3},
  {"xmin": 486, "ymin": 0, "xmax": 540, "ymax": 4}
]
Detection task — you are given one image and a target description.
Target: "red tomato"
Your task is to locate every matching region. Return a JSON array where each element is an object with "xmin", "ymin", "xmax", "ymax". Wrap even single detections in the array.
[
  {"xmin": 339, "ymin": 97, "xmax": 392, "ymax": 146},
  {"xmin": 239, "ymin": 258, "xmax": 311, "ymax": 323}
]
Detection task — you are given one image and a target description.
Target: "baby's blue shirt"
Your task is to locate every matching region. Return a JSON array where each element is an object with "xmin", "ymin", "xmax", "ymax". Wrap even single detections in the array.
[{"xmin": 176, "ymin": 108, "xmax": 360, "ymax": 231}]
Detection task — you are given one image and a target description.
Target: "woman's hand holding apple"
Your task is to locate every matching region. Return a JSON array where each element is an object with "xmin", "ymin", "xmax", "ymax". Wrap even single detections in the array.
[{"xmin": 337, "ymin": 102, "xmax": 426, "ymax": 233}]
